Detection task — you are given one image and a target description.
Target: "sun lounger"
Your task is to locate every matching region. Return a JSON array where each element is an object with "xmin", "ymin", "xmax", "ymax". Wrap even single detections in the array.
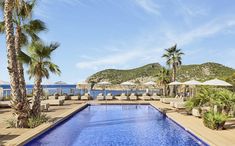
[
  {"xmin": 0, "ymin": 101, "xmax": 11, "ymax": 108},
  {"xmin": 105, "ymin": 93, "xmax": 113, "ymax": 100},
  {"xmin": 161, "ymin": 95, "xmax": 184, "ymax": 104},
  {"xmin": 116, "ymin": 93, "xmax": 128, "ymax": 100},
  {"xmin": 192, "ymin": 107, "xmax": 210, "ymax": 117},
  {"xmin": 129, "ymin": 93, "xmax": 137, "ymax": 100},
  {"xmin": 58, "ymin": 95, "xmax": 66, "ymax": 100},
  {"xmin": 30, "ymin": 102, "xmax": 50, "ymax": 111},
  {"xmin": 41, "ymin": 103, "xmax": 50, "ymax": 111},
  {"xmin": 81, "ymin": 93, "xmax": 91, "ymax": 100},
  {"xmin": 170, "ymin": 101, "xmax": 186, "ymax": 109},
  {"xmin": 139, "ymin": 93, "xmax": 151, "ymax": 100},
  {"xmin": 70, "ymin": 95, "xmax": 80, "ymax": 100},
  {"xmin": 97, "ymin": 93, "xmax": 105, "ymax": 100},
  {"xmin": 151, "ymin": 93, "xmax": 161, "ymax": 100},
  {"xmin": 48, "ymin": 96, "xmax": 56, "ymax": 100},
  {"xmin": 41, "ymin": 99, "xmax": 64, "ymax": 106}
]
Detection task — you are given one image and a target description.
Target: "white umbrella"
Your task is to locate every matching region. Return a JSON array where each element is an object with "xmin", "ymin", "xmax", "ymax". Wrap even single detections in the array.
[
  {"xmin": 183, "ymin": 80, "xmax": 202, "ymax": 97},
  {"xmin": 144, "ymin": 81, "xmax": 156, "ymax": 94},
  {"xmin": 121, "ymin": 81, "xmax": 136, "ymax": 86},
  {"xmin": 183, "ymin": 80, "xmax": 202, "ymax": 85},
  {"xmin": 77, "ymin": 81, "xmax": 89, "ymax": 94},
  {"xmin": 143, "ymin": 81, "xmax": 156, "ymax": 86},
  {"xmin": 97, "ymin": 81, "xmax": 111, "ymax": 96},
  {"xmin": 168, "ymin": 81, "xmax": 183, "ymax": 86},
  {"xmin": 121, "ymin": 81, "xmax": 136, "ymax": 95},
  {"xmin": 203, "ymin": 78, "xmax": 232, "ymax": 86}
]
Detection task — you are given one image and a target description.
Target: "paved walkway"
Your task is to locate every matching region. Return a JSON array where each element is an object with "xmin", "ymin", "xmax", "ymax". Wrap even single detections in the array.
[
  {"xmin": 150, "ymin": 101, "xmax": 235, "ymax": 146},
  {"xmin": 0, "ymin": 100, "xmax": 84, "ymax": 145}
]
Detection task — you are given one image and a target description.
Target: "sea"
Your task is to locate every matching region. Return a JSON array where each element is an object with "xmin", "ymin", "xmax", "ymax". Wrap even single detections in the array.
[{"xmin": 0, "ymin": 84, "xmax": 158, "ymax": 100}]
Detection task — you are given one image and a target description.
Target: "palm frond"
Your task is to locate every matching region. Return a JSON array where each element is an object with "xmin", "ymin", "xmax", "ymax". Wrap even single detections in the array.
[
  {"xmin": 0, "ymin": 21, "xmax": 5, "ymax": 33},
  {"xmin": 23, "ymin": 19, "xmax": 46, "ymax": 34},
  {"xmin": 20, "ymin": 32, "xmax": 29, "ymax": 46},
  {"xmin": 18, "ymin": 50, "xmax": 32, "ymax": 64}
]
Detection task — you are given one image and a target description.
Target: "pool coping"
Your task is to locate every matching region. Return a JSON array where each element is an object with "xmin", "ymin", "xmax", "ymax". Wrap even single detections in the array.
[
  {"xmin": 6, "ymin": 103, "xmax": 88, "ymax": 146},
  {"xmin": 6, "ymin": 102, "xmax": 212, "ymax": 146},
  {"xmin": 149, "ymin": 103, "xmax": 210, "ymax": 146}
]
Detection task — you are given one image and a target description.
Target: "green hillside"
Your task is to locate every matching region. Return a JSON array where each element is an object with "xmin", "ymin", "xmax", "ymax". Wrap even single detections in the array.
[
  {"xmin": 88, "ymin": 63, "xmax": 162, "ymax": 84},
  {"xmin": 87, "ymin": 62, "xmax": 235, "ymax": 84},
  {"xmin": 177, "ymin": 62, "xmax": 235, "ymax": 81}
]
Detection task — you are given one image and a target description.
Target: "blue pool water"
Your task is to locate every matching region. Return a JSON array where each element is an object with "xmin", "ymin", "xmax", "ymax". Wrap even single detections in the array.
[{"xmin": 26, "ymin": 105, "xmax": 208, "ymax": 146}]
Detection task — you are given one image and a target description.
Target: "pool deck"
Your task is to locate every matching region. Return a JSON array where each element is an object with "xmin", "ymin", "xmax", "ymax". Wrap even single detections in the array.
[{"xmin": 0, "ymin": 100, "xmax": 235, "ymax": 146}]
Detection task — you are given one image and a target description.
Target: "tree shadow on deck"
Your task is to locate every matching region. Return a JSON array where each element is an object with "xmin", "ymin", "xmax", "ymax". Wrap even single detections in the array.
[{"xmin": 0, "ymin": 134, "xmax": 19, "ymax": 145}]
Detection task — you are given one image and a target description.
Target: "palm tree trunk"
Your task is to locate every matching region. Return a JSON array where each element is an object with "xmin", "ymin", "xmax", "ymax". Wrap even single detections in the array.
[
  {"xmin": 4, "ymin": 0, "xmax": 29, "ymax": 128},
  {"xmin": 31, "ymin": 75, "xmax": 42, "ymax": 117},
  {"xmin": 163, "ymin": 85, "xmax": 167, "ymax": 96},
  {"xmin": 15, "ymin": 25, "xmax": 31, "ymax": 126},
  {"xmin": 173, "ymin": 64, "xmax": 176, "ymax": 81},
  {"xmin": 15, "ymin": 26, "xmax": 27, "ymax": 99},
  {"xmin": 171, "ymin": 64, "xmax": 177, "ymax": 96}
]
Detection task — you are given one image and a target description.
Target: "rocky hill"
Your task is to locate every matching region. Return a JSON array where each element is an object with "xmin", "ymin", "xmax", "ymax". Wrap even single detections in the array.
[{"xmin": 87, "ymin": 62, "xmax": 235, "ymax": 84}]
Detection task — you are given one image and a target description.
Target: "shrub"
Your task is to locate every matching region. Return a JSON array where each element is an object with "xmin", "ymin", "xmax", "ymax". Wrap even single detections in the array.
[
  {"xmin": 6, "ymin": 118, "xmax": 17, "ymax": 128},
  {"xmin": 185, "ymin": 100, "xmax": 194, "ymax": 114},
  {"xmin": 28, "ymin": 114, "xmax": 50, "ymax": 128},
  {"xmin": 203, "ymin": 111, "xmax": 228, "ymax": 130}
]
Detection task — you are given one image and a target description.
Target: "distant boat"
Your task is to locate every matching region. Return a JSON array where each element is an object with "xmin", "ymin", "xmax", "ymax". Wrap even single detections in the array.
[{"xmin": 54, "ymin": 81, "xmax": 67, "ymax": 85}]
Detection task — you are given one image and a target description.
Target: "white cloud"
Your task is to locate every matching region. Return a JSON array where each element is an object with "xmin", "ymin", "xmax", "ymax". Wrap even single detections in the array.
[
  {"xmin": 134, "ymin": 0, "xmax": 160, "ymax": 15},
  {"xmin": 76, "ymin": 50, "xmax": 143, "ymax": 70},
  {"xmin": 176, "ymin": 0, "xmax": 208, "ymax": 17},
  {"xmin": 165, "ymin": 17, "xmax": 235, "ymax": 46}
]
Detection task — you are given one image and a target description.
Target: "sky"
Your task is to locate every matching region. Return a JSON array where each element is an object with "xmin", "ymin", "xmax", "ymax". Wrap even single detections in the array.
[{"xmin": 1, "ymin": 0, "xmax": 235, "ymax": 84}]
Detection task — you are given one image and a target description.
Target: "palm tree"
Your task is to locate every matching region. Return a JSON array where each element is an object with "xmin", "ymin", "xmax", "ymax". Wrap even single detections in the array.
[
  {"xmin": 162, "ymin": 44, "xmax": 184, "ymax": 96},
  {"xmin": 18, "ymin": 41, "xmax": 61, "ymax": 116},
  {"xmin": 0, "ymin": 0, "xmax": 46, "ymax": 98},
  {"xmin": 3, "ymin": 0, "xmax": 30, "ymax": 128},
  {"xmin": 14, "ymin": 0, "xmax": 45, "ymax": 99},
  {"xmin": 1, "ymin": 0, "xmax": 46, "ymax": 127},
  {"xmin": 162, "ymin": 44, "xmax": 184, "ymax": 82},
  {"xmin": 158, "ymin": 67, "xmax": 170, "ymax": 96}
]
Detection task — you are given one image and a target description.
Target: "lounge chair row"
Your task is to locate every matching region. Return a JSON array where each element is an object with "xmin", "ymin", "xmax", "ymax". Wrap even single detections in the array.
[
  {"xmin": 159, "ymin": 95, "xmax": 186, "ymax": 109},
  {"xmin": 0, "ymin": 100, "xmax": 50, "ymax": 111},
  {"xmin": 160, "ymin": 95, "xmax": 211, "ymax": 118},
  {"xmin": 96, "ymin": 93, "xmax": 161, "ymax": 101}
]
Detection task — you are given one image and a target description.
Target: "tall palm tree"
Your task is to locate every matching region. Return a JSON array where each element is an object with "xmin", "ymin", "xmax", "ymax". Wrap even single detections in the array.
[
  {"xmin": 162, "ymin": 44, "xmax": 184, "ymax": 96},
  {"xmin": 18, "ymin": 41, "xmax": 61, "ymax": 116},
  {"xmin": 158, "ymin": 67, "xmax": 170, "ymax": 96},
  {"xmin": 3, "ymin": 0, "xmax": 30, "ymax": 128},
  {"xmin": 0, "ymin": 0, "xmax": 46, "ymax": 98},
  {"xmin": 1, "ymin": 0, "xmax": 46, "ymax": 127}
]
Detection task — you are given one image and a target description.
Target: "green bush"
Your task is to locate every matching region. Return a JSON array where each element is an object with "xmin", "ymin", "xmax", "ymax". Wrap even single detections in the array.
[
  {"xmin": 185, "ymin": 100, "xmax": 194, "ymax": 114},
  {"xmin": 203, "ymin": 111, "xmax": 228, "ymax": 130},
  {"xmin": 6, "ymin": 118, "xmax": 16, "ymax": 128},
  {"xmin": 28, "ymin": 114, "xmax": 50, "ymax": 128}
]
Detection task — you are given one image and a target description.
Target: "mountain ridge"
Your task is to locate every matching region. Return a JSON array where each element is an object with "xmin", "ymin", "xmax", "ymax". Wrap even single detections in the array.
[{"xmin": 87, "ymin": 62, "xmax": 235, "ymax": 84}]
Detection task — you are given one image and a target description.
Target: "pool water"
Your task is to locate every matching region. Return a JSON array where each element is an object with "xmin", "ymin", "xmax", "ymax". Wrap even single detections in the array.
[{"xmin": 26, "ymin": 105, "xmax": 208, "ymax": 146}]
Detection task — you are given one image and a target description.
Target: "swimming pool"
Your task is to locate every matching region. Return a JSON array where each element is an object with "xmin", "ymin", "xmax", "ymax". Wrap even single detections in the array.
[{"xmin": 25, "ymin": 105, "xmax": 208, "ymax": 146}]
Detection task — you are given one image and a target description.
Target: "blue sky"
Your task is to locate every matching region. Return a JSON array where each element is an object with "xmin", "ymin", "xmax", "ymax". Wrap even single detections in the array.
[{"xmin": 1, "ymin": 0, "xmax": 235, "ymax": 84}]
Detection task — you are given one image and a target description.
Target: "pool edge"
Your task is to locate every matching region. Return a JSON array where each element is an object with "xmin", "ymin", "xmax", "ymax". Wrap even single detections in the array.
[
  {"xmin": 7, "ymin": 102, "xmax": 212, "ymax": 146},
  {"xmin": 149, "ymin": 103, "xmax": 212, "ymax": 146},
  {"xmin": 6, "ymin": 103, "xmax": 88, "ymax": 146}
]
